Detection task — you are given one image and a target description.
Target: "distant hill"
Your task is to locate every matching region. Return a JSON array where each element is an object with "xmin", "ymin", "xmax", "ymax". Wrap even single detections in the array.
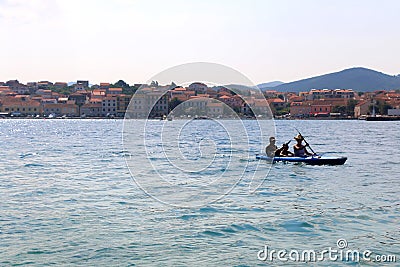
[
  {"xmin": 257, "ymin": 81, "xmax": 284, "ymax": 89},
  {"xmin": 260, "ymin": 67, "xmax": 400, "ymax": 92}
]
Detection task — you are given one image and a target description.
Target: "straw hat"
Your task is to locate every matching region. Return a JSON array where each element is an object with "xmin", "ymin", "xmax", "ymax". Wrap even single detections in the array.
[{"xmin": 294, "ymin": 134, "xmax": 304, "ymax": 141}]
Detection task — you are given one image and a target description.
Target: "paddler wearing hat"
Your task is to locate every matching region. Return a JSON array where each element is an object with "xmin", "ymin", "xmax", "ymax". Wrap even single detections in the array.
[{"xmin": 293, "ymin": 134, "xmax": 314, "ymax": 157}]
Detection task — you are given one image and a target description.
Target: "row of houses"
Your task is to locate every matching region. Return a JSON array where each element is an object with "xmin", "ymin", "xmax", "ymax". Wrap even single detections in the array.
[
  {"xmin": 0, "ymin": 87, "xmax": 131, "ymax": 117},
  {"xmin": 1, "ymin": 80, "xmax": 271, "ymax": 118},
  {"xmin": 0, "ymin": 80, "xmax": 73, "ymax": 94},
  {"xmin": 128, "ymin": 83, "xmax": 272, "ymax": 118},
  {"xmin": 0, "ymin": 79, "xmax": 130, "ymax": 95},
  {"xmin": 0, "ymin": 94, "xmax": 132, "ymax": 117},
  {"xmin": 263, "ymin": 88, "xmax": 400, "ymax": 118},
  {"xmin": 290, "ymin": 99, "xmax": 350, "ymax": 117},
  {"xmin": 354, "ymin": 91, "xmax": 400, "ymax": 117},
  {"xmin": 292, "ymin": 90, "xmax": 400, "ymax": 118},
  {"xmin": 259, "ymin": 89, "xmax": 357, "ymax": 117},
  {"xmin": 0, "ymin": 79, "xmax": 363, "ymax": 118},
  {"xmin": 2, "ymin": 78, "xmax": 400, "ymax": 118}
]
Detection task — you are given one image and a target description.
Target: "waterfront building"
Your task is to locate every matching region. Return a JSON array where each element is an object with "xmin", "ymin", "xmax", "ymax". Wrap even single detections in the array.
[
  {"xmin": 102, "ymin": 95, "xmax": 118, "ymax": 116},
  {"xmin": 149, "ymin": 92, "xmax": 169, "ymax": 118},
  {"xmin": 42, "ymin": 103, "xmax": 79, "ymax": 117},
  {"xmin": 127, "ymin": 89, "xmax": 168, "ymax": 118},
  {"xmin": 388, "ymin": 108, "xmax": 400, "ymax": 116},
  {"xmin": 267, "ymin": 98, "xmax": 285, "ymax": 109},
  {"xmin": 290, "ymin": 102, "xmax": 312, "ymax": 117},
  {"xmin": 354, "ymin": 100, "xmax": 371, "ymax": 118},
  {"xmin": 80, "ymin": 103, "xmax": 102, "ymax": 117},
  {"xmin": 240, "ymin": 97, "xmax": 271, "ymax": 117},
  {"xmin": 129, "ymin": 92, "xmax": 147, "ymax": 118},
  {"xmin": 207, "ymin": 102, "xmax": 224, "ymax": 117},
  {"xmin": 0, "ymin": 97, "xmax": 41, "ymax": 116},
  {"xmin": 117, "ymin": 95, "xmax": 132, "ymax": 116}
]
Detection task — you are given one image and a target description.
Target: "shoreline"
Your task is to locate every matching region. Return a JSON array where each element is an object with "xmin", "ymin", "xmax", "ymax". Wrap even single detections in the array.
[{"xmin": 1, "ymin": 116, "xmax": 399, "ymax": 121}]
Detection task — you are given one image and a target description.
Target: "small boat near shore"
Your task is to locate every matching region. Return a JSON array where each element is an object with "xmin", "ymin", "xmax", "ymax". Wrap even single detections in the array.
[
  {"xmin": 193, "ymin": 116, "xmax": 210, "ymax": 120},
  {"xmin": 256, "ymin": 154, "xmax": 347, "ymax": 165}
]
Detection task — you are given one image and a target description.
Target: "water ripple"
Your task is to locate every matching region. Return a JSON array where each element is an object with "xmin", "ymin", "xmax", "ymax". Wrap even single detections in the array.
[{"xmin": 0, "ymin": 119, "xmax": 398, "ymax": 266}]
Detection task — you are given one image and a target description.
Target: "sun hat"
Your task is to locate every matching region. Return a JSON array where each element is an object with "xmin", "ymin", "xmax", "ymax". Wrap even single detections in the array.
[{"xmin": 294, "ymin": 134, "xmax": 304, "ymax": 141}]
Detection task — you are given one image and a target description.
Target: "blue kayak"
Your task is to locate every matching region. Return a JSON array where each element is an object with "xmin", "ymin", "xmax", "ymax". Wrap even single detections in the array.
[{"xmin": 256, "ymin": 154, "xmax": 347, "ymax": 165}]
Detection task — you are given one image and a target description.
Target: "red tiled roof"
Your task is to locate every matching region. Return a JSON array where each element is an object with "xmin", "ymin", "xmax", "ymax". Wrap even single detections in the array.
[
  {"xmin": 172, "ymin": 87, "xmax": 186, "ymax": 91},
  {"xmin": 268, "ymin": 98, "xmax": 284, "ymax": 103},
  {"xmin": 1, "ymin": 99, "xmax": 41, "ymax": 107}
]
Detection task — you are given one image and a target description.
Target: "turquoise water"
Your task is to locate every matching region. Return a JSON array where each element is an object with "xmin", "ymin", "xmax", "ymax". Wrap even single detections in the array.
[{"xmin": 0, "ymin": 119, "xmax": 399, "ymax": 266}]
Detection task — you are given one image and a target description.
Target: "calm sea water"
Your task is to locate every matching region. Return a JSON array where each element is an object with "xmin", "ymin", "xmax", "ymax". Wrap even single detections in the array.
[{"xmin": 0, "ymin": 119, "xmax": 398, "ymax": 266}]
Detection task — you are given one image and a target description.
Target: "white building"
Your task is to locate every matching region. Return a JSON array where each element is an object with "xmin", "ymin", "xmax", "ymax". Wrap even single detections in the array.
[
  {"xmin": 127, "ymin": 88, "xmax": 169, "ymax": 118},
  {"xmin": 388, "ymin": 108, "xmax": 400, "ymax": 116}
]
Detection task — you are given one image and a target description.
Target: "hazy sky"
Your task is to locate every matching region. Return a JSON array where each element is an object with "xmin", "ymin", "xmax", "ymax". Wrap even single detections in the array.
[{"xmin": 1, "ymin": 0, "xmax": 399, "ymax": 85}]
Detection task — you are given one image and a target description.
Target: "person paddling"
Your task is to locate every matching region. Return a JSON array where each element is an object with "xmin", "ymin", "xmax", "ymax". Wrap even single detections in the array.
[
  {"xmin": 265, "ymin": 137, "xmax": 277, "ymax": 157},
  {"xmin": 293, "ymin": 134, "xmax": 314, "ymax": 157}
]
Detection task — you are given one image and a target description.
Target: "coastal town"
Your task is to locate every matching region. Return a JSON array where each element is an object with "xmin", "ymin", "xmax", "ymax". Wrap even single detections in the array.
[{"xmin": 0, "ymin": 79, "xmax": 400, "ymax": 119}]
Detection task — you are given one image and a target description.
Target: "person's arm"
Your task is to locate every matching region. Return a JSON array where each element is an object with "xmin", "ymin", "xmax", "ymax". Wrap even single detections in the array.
[
  {"xmin": 265, "ymin": 144, "xmax": 271, "ymax": 155},
  {"xmin": 304, "ymin": 147, "xmax": 314, "ymax": 156}
]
